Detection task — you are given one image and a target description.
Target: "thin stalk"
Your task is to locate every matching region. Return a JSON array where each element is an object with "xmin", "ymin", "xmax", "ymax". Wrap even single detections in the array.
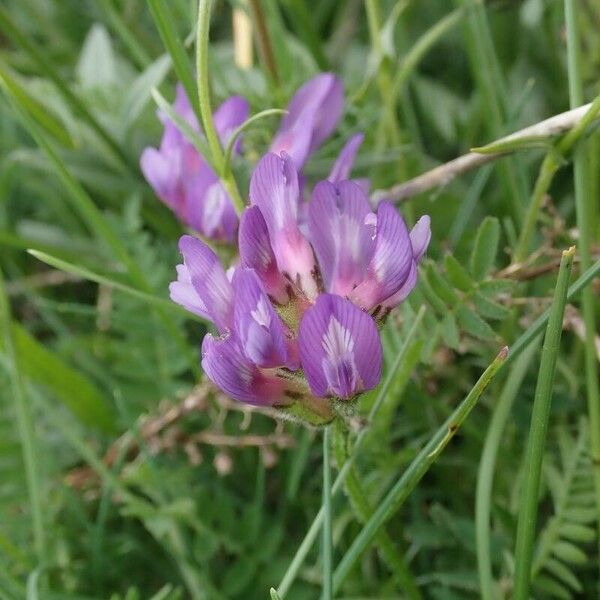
[
  {"xmin": 0, "ymin": 268, "xmax": 45, "ymax": 564},
  {"xmin": 564, "ymin": 0, "xmax": 600, "ymax": 562},
  {"xmin": 476, "ymin": 344, "xmax": 538, "ymax": 600},
  {"xmin": 249, "ymin": 0, "xmax": 280, "ymax": 83},
  {"xmin": 332, "ymin": 422, "xmax": 422, "ymax": 600},
  {"xmin": 512, "ymin": 247, "xmax": 575, "ymax": 599},
  {"xmin": 277, "ymin": 307, "xmax": 427, "ymax": 597},
  {"xmin": 332, "ymin": 347, "xmax": 509, "ymax": 592},
  {"xmin": 196, "ymin": 0, "xmax": 245, "ymax": 212},
  {"xmin": 322, "ymin": 426, "xmax": 333, "ymax": 600}
]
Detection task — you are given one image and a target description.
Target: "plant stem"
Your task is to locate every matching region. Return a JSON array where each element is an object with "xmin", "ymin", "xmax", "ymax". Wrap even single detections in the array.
[
  {"xmin": 0, "ymin": 268, "xmax": 45, "ymax": 565},
  {"xmin": 332, "ymin": 347, "xmax": 509, "ymax": 592},
  {"xmin": 277, "ymin": 307, "xmax": 426, "ymax": 598},
  {"xmin": 475, "ymin": 344, "xmax": 538, "ymax": 600},
  {"xmin": 248, "ymin": 0, "xmax": 280, "ymax": 83},
  {"xmin": 322, "ymin": 426, "xmax": 333, "ymax": 600},
  {"xmin": 564, "ymin": 0, "xmax": 600, "ymax": 563},
  {"xmin": 196, "ymin": 0, "xmax": 245, "ymax": 213},
  {"xmin": 512, "ymin": 247, "xmax": 575, "ymax": 600}
]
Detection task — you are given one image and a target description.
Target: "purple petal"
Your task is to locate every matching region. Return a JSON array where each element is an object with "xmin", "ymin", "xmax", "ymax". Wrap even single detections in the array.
[
  {"xmin": 213, "ymin": 95, "xmax": 250, "ymax": 151},
  {"xmin": 202, "ymin": 334, "xmax": 288, "ymax": 406},
  {"xmin": 349, "ymin": 202, "xmax": 414, "ymax": 311},
  {"xmin": 232, "ymin": 268, "xmax": 294, "ymax": 368},
  {"xmin": 177, "ymin": 235, "xmax": 233, "ymax": 332},
  {"xmin": 409, "ymin": 215, "xmax": 431, "ymax": 261},
  {"xmin": 249, "ymin": 153, "xmax": 316, "ymax": 297},
  {"xmin": 169, "ymin": 264, "xmax": 210, "ymax": 319},
  {"xmin": 238, "ymin": 206, "xmax": 289, "ymax": 304},
  {"xmin": 140, "ymin": 147, "xmax": 187, "ymax": 219},
  {"xmin": 299, "ymin": 294, "xmax": 382, "ymax": 399},
  {"xmin": 270, "ymin": 73, "xmax": 344, "ymax": 169},
  {"xmin": 381, "ymin": 260, "xmax": 417, "ymax": 309},
  {"xmin": 308, "ymin": 180, "xmax": 375, "ymax": 296},
  {"xmin": 327, "ymin": 133, "xmax": 364, "ymax": 183}
]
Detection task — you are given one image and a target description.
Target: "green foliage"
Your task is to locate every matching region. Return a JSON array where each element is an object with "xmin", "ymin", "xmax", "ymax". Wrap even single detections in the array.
[{"xmin": 0, "ymin": 1, "xmax": 599, "ymax": 599}]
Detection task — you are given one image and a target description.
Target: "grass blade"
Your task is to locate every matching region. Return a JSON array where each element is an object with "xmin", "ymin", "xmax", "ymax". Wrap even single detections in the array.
[
  {"xmin": 564, "ymin": 0, "xmax": 600, "ymax": 563},
  {"xmin": 512, "ymin": 247, "xmax": 575, "ymax": 599},
  {"xmin": 0, "ymin": 268, "xmax": 45, "ymax": 563},
  {"xmin": 332, "ymin": 346, "xmax": 509, "ymax": 592}
]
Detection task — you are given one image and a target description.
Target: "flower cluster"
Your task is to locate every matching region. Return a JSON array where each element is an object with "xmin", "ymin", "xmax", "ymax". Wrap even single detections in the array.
[
  {"xmin": 170, "ymin": 150, "xmax": 430, "ymax": 424},
  {"xmin": 141, "ymin": 73, "xmax": 344, "ymax": 243}
]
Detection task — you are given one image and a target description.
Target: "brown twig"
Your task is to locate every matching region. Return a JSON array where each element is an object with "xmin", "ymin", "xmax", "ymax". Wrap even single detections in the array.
[
  {"xmin": 248, "ymin": 0, "xmax": 279, "ymax": 84},
  {"xmin": 372, "ymin": 102, "xmax": 599, "ymax": 204}
]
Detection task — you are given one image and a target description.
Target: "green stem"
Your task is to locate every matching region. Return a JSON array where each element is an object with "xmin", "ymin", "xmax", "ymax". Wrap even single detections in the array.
[
  {"xmin": 196, "ymin": 0, "xmax": 245, "ymax": 213},
  {"xmin": 0, "ymin": 268, "xmax": 45, "ymax": 564},
  {"xmin": 512, "ymin": 247, "xmax": 575, "ymax": 600},
  {"xmin": 276, "ymin": 307, "xmax": 427, "ymax": 598},
  {"xmin": 564, "ymin": 0, "xmax": 600, "ymax": 563},
  {"xmin": 332, "ymin": 422, "xmax": 422, "ymax": 600},
  {"xmin": 322, "ymin": 426, "xmax": 333, "ymax": 600},
  {"xmin": 475, "ymin": 344, "xmax": 538, "ymax": 600},
  {"xmin": 333, "ymin": 346, "xmax": 509, "ymax": 592}
]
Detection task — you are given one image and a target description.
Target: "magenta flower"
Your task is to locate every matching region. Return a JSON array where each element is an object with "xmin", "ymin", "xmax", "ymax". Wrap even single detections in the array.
[
  {"xmin": 270, "ymin": 73, "xmax": 344, "ymax": 170},
  {"xmin": 170, "ymin": 151, "xmax": 430, "ymax": 424},
  {"xmin": 140, "ymin": 84, "xmax": 249, "ymax": 242}
]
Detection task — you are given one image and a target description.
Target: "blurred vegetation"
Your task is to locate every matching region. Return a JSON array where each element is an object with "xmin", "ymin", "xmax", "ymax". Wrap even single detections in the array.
[{"xmin": 0, "ymin": 0, "xmax": 599, "ymax": 598}]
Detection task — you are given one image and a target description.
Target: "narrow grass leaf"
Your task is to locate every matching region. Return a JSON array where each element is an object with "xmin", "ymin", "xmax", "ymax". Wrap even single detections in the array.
[{"xmin": 470, "ymin": 216, "xmax": 500, "ymax": 280}]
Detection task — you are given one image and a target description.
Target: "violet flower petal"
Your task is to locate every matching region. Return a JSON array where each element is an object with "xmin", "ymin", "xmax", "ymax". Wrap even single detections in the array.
[
  {"xmin": 169, "ymin": 264, "xmax": 210, "ymax": 319},
  {"xmin": 177, "ymin": 235, "xmax": 233, "ymax": 332},
  {"xmin": 249, "ymin": 153, "xmax": 316, "ymax": 297},
  {"xmin": 232, "ymin": 268, "xmax": 293, "ymax": 368},
  {"xmin": 238, "ymin": 206, "xmax": 289, "ymax": 304},
  {"xmin": 213, "ymin": 95, "xmax": 250, "ymax": 152},
  {"xmin": 270, "ymin": 73, "xmax": 344, "ymax": 169},
  {"xmin": 202, "ymin": 334, "xmax": 287, "ymax": 406},
  {"xmin": 327, "ymin": 133, "xmax": 364, "ymax": 183},
  {"xmin": 308, "ymin": 180, "xmax": 375, "ymax": 296},
  {"xmin": 299, "ymin": 294, "xmax": 382, "ymax": 399},
  {"xmin": 409, "ymin": 215, "xmax": 431, "ymax": 261},
  {"xmin": 349, "ymin": 202, "xmax": 413, "ymax": 311}
]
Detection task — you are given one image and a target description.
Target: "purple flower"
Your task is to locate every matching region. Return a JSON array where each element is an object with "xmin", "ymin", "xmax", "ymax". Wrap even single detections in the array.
[
  {"xmin": 270, "ymin": 73, "xmax": 344, "ymax": 170},
  {"xmin": 170, "ymin": 151, "xmax": 430, "ymax": 423},
  {"xmin": 141, "ymin": 84, "xmax": 249, "ymax": 242}
]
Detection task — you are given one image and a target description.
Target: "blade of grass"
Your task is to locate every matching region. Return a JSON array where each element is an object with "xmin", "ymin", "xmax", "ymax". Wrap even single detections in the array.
[
  {"xmin": 27, "ymin": 250, "xmax": 201, "ymax": 322},
  {"xmin": 277, "ymin": 307, "xmax": 426, "ymax": 597},
  {"xmin": 148, "ymin": 0, "xmax": 200, "ymax": 122},
  {"xmin": 281, "ymin": 0, "xmax": 328, "ymax": 70},
  {"xmin": 476, "ymin": 343, "xmax": 538, "ymax": 600},
  {"xmin": 322, "ymin": 426, "xmax": 333, "ymax": 600},
  {"xmin": 332, "ymin": 346, "xmax": 509, "ymax": 593},
  {"xmin": 512, "ymin": 247, "xmax": 575, "ymax": 599},
  {"xmin": 458, "ymin": 0, "xmax": 528, "ymax": 226},
  {"xmin": 0, "ymin": 6, "xmax": 131, "ymax": 171},
  {"xmin": 564, "ymin": 0, "xmax": 600, "ymax": 562},
  {"xmin": 249, "ymin": 0, "xmax": 281, "ymax": 84},
  {"xmin": 0, "ymin": 268, "xmax": 45, "ymax": 564}
]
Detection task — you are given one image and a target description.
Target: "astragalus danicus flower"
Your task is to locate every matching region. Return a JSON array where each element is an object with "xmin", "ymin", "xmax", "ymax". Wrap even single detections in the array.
[{"xmin": 171, "ymin": 151, "xmax": 430, "ymax": 425}]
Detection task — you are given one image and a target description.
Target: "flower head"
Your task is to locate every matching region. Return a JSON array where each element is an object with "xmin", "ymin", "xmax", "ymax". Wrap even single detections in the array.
[
  {"xmin": 141, "ymin": 84, "xmax": 249, "ymax": 242},
  {"xmin": 171, "ymin": 151, "xmax": 430, "ymax": 425}
]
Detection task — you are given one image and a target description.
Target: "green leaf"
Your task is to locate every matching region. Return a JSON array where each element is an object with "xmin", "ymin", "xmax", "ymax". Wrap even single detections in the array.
[
  {"xmin": 470, "ymin": 217, "xmax": 500, "ymax": 280},
  {"xmin": 444, "ymin": 254, "xmax": 474, "ymax": 292},
  {"xmin": 441, "ymin": 313, "xmax": 460, "ymax": 350},
  {"xmin": 558, "ymin": 522, "xmax": 596, "ymax": 542},
  {"xmin": 121, "ymin": 54, "xmax": 171, "ymax": 127},
  {"xmin": 77, "ymin": 24, "xmax": 116, "ymax": 89},
  {"xmin": 478, "ymin": 279, "xmax": 516, "ymax": 296},
  {"xmin": 551, "ymin": 541, "xmax": 587, "ymax": 565},
  {"xmin": 473, "ymin": 292, "xmax": 510, "ymax": 320},
  {"xmin": 456, "ymin": 306, "xmax": 496, "ymax": 341},
  {"xmin": 418, "ymin": 276, "xmax": 447, "ymax": 316},
  {"xmin": 425, "ymin": 263, "xmax": 459, "ymax": 307},
  {"xmin": 270, "ymin": 588, "xmax": 282, "ymax": 600},
  {"xmin": 533, "ymin": 575, "xmax": 571, "ymax": 600},
  {"xmin": 10, "ymin": 324, "xmax": 115, "ymax": 432},
  {"xmin": 544, "ymin": 558, "xmax": 582, "ymax": 592}
]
